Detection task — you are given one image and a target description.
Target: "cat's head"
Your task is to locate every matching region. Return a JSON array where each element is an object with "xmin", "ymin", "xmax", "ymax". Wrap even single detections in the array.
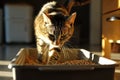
[
  {"xmin": 42, "ymin": 12, "xmax": 76, "ymax": 49},
  {"xmin": 35, "ymin": 12, "xmax": 76, "ymax": 52}
]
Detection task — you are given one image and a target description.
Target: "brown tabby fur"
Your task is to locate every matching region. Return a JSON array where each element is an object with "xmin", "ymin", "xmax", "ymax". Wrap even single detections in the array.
[{"xmin": 34, "ymin": 1, "xmax": 76, "ymax": 64}]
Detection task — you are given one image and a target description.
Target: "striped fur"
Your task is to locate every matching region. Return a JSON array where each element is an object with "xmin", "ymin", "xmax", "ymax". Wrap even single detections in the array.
[{"xmin": 34, "ymin": 1, "xmax": 76, "ymax": 64}]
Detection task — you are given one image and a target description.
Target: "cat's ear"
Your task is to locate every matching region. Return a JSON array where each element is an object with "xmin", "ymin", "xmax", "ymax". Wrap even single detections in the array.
[
  {"xmin": 42, "ymin": 13, "xmax": 51, "ymax": 24},
  {"xmin": 66, "ymin": 12, "xmax": 76, "ymax": 25}
]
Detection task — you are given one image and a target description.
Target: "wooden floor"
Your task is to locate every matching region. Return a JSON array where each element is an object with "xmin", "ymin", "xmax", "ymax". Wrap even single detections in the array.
[{"xmin": 0, "ymin": 61, "xmax": 13, "ymax": 80}]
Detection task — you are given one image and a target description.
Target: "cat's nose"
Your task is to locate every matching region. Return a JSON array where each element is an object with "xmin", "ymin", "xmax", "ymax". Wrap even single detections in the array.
[
  {"xmin": 54, "ymin": 40, "xmax": 60, "ymax": 45},
  {"xmin": 49, "ymin": 45, "xmax": 61, "ymax": 52}
]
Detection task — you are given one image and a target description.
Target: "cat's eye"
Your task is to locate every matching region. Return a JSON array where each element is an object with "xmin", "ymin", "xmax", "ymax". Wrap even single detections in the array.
[
  {"xmin": 70, "ymin": 23, "xmax": 73, "ymax": 27},
  {"xmin": 49, "ymin": 34, "xmax": 55, "ymax": 41},
  {"xmin": 44, "ymin": 22, "xmax": 49, "ymax": 27}
]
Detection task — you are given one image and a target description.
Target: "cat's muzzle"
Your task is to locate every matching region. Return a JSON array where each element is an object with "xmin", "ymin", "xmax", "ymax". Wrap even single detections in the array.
[{"xmin": 50, "ymin": 47, "xmax": 61, "ymax": 52}]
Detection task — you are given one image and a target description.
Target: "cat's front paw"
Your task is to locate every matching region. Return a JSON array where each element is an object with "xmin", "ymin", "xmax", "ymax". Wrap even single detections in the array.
[{"xmin": 37, "ymin": 54, "xmax": 43, "ymax": 63}]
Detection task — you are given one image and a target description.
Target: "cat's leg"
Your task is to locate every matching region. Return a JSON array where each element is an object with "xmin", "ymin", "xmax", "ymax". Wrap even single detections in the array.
[
  {"xmin": 36, "ymin": 38, "xmax": 49, "ymax": 63},
  {"xmin": 36, "ymin": 38, "xmax": 45, "ymax": 62}
]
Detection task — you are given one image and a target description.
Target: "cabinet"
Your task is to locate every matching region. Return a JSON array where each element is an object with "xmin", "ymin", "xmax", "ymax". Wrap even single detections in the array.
[
  {"xmin": 102, "ymin": 0, "xmax": 120, "ymax": 58},
  {"xmin": 102, "ymin": 0, "xmax": 119, "ymax": 14},
  {"xmin": 4, "ymin": 4, "xmax": 33, "ymax": 43}
]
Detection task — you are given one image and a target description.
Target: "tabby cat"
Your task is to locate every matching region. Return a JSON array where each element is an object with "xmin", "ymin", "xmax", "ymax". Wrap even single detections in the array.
[{"xmin": 34, "ymin": 1, "xmax": 76, "ymax": 64}]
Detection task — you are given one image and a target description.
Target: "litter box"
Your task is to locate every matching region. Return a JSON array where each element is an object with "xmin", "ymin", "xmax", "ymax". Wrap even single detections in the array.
[{"xmin": 8, "ymin": 48, "xmax": 118, "ymax": 80}]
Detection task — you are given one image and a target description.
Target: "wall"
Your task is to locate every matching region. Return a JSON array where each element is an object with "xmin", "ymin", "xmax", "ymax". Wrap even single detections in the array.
[{"xmin": 90, "ymin": 0, "xmax": 101, "ymax": 46}]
